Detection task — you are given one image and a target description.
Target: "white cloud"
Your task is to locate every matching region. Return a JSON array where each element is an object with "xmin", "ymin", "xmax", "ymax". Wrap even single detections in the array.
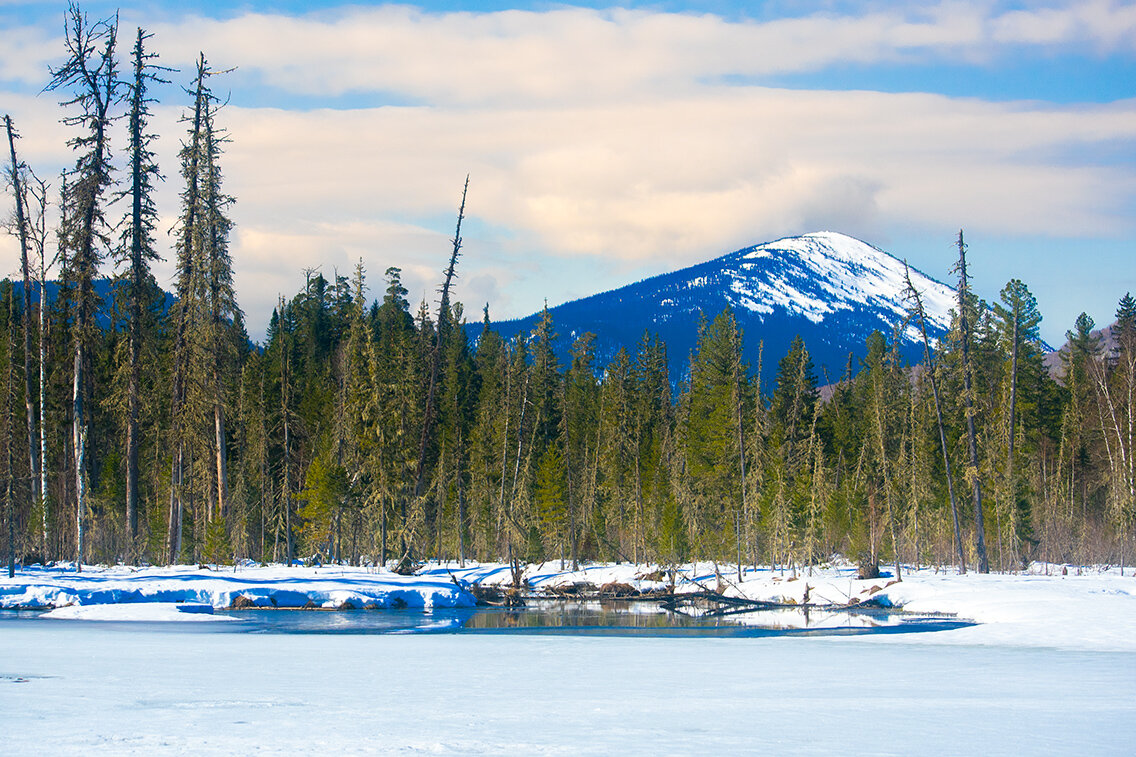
[
  {"xmin": 130, "ymin": 2, "xmax": 1136, "ymax": 105},
  {"xmin": 993, "ymin": 0, "xmax": 1136, "ymax": 49},
  {"xmin": 4, "ymin": 2, "xmax": 1135, "ymax": 341}
]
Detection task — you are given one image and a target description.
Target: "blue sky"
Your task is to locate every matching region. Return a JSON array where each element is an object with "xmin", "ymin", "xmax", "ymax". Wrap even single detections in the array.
[{"xmin": 2, "ymin": 1, "xmax": 1134, "ymax": 345}]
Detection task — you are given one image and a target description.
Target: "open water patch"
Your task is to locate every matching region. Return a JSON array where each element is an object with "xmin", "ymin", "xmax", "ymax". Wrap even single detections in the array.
[
  {"xmin": 4, "ymin": 600, "xmax": 974, "ymax": 637},
  {"xmin": 207, "ymin": 600, "xmax": 973, "ymax": 637}
]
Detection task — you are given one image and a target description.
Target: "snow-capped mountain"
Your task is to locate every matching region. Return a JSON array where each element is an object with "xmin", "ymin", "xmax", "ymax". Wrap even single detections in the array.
[{"xmin": 488, "ymin": 232, "xmax": 957, "ymax": 384}]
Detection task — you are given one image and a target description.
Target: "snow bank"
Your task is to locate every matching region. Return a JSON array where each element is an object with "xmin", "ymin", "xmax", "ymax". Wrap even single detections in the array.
[
  {"xmin": 857, "ymin": 568, "xmax": 1136, "ymax": 652},
  {"xmin": 0, "ymin": 563, "xmax": 475, "ymax": 611},
  {"xmin": 726, "ymin": 562, "xmax": 1136, "ymax": 652}
]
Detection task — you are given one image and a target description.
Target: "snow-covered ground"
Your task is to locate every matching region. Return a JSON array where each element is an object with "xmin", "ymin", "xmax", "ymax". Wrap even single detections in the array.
[
  {"xmin": 0, "ymin": 562, "xmax": 475, "ymax": 611},
  {"xmin": 3, "ymin": 560, "xmax": 1135, "ymax": 651},
  {"xmin": 2, "ymin": 560, "xmax": 1134, "ymax": 755},
  {"xmin": 38, "ymin": 601, "xmax": 234, "ymax": 622}
]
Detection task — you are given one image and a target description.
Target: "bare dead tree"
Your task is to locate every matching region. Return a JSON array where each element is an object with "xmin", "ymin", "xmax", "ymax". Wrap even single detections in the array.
[{"xmin": 413, "ymin": 176, "xmax": 469, "ymax": 501}]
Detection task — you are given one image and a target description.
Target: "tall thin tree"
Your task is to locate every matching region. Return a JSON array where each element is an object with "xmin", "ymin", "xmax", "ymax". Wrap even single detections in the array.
[
  {"xmin": 5, "ymin": 288, "xmax": 15, "ymax": 577},
  {"xmin": 954, "ymin": 231, "xmax": 990, "ymax": 573},
  {"xmin": 46, "ymin": 5, "xmax": 119, "ymax": 570},
  {"xmin": 905, "ymin": 262, "xmax": 966, "ymax": 573},
  {"xmin": 4, "ymin": 116, "xmax": 40, "ymax": 519},
  {"xmin": 117, "ymin": 27, "xmax": 169, "ymax": 549}
]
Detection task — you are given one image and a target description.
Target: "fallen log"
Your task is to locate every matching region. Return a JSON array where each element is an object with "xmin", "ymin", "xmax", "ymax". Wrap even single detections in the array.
[{"xmin": 660, "ymin": 590, "xmax": 785, "ymax": 617}]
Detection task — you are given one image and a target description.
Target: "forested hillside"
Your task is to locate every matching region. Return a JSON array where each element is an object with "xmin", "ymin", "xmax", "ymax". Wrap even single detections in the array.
[{"xmin": 3, "ymin": 6, "xmax": 1134, "ymax": 575}]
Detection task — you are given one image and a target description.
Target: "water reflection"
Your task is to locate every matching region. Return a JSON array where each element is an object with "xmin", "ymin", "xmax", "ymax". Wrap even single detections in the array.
[
  {"xmin": 201, "ymin": 600, "xmax": 972, "ymax": 637},
  {"xmin": 457, "ymin": 600, "xmax": 970, "ymax": 637}
]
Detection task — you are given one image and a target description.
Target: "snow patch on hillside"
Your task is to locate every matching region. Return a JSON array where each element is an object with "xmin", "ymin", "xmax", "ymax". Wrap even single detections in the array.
[{"xmin": 730, "ymin": 232, "xmax": 955, "ymax": 333}]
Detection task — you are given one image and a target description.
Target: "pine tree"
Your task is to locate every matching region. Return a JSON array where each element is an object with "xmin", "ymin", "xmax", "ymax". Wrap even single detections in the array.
[
  {"xmin": 769, "ymin": 334, "xmax": 817, "ymax": 472},
  {"xmin": 564, "ymin": 333, "xmax": 599, "ymax": 568},
  {"xmin": 864, "ymin": 331, "xmax": 904, "ymax": 580},
  {"xmin": 373, "ymin": 267, "xmax": 421, "ymax": 563},
  {"xmin": 4, "ymin": 116, "xmax": 40, "ymax": 526},
  {"xmin": 166, "ymin": 54, "xmax": 238, "ymax": 562},
  {"xmin": 116, "ymin": 27, "xmax": 168, "ymax": 552},
  {"xmin": 47, "ymin": 5, "xmax": 119, "ymax": 569},
  {"xmin": 532, "ymin": 445, "xmax": 567, "ymax": 560},
  {"xmin": 1092, "ymin": 295, "xmax": 1136, "ymax": 572},
  {"xmin": 23, "ymin": 169, "xmax": 51, "ymax": 560},
  {"xmin": 4, "ymin": 284, "xmax": 16, "ymax": 576},
  {"xmin": 598, "ymin": 347, "xmax": 634, "ymax": 559},
  {"xmin": 469, "ymin": 308, "xmax": 507, "ymax": 559},
  {"xmin": 993, "ymin": 279, "xmax": 1043, "ymax": 568},
  {"xmin": 683, "ymin": 310, "xmax": 746, "ymax": 556}
]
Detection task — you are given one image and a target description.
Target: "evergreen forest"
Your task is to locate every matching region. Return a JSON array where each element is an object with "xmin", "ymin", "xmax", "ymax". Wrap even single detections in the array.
[{"xmin": 3, "ymin": 6, "xmax": 1135, "ymax": 576}]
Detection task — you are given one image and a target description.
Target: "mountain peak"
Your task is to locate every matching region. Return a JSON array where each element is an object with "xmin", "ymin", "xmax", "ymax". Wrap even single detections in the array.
[{"xmin": 489, "ymin": 232, "xmax": 957, "ymax": 382}]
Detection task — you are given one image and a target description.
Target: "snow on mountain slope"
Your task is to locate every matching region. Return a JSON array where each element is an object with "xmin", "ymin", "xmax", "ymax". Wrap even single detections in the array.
[
  {"xmin": 489, "ymin": 232, "xmax": 957, "ymax": 383},
  {"xmin": 674, "ymin": 231, "xmax": 952, "ymax": 334},
  {"xmin": 735, "ymin": 233, "xmax": 951, "ymax": 327}
]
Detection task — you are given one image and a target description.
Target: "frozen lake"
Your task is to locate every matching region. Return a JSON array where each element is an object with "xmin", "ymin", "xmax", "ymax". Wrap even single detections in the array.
[{"xmin": 3, "ymin": 606, "xmax": 1134, "ymax": 755}]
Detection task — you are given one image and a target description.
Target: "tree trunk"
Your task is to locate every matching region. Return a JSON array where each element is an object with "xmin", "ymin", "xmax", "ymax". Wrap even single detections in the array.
[
  {"xmin": 6, "ymin": 292, "xmax": 15, "ymax": 577},
  {"xmin": 125, "ymin": 319, "xmax": 140, "ymax": 546},
  {"xmin": 167, "ymin": 443, "xmax": 182, "ymax": 563},
  {"xmin": 73, "ymin": 344, "xmax": 87, "ymax": 571},
  {"xmin": 1005, "ymin": 304, "xmax": 1019, "ymax": 569},
  {"xmin": 282, "ymin": 331, "xmax": 293, "ymax": 567},
  {"xmin": 733, "ymin": 326, "xmax": 747, "ymax": 582},
  {"xmin": 956, "ymin": 231, "xmax": 990, "ymax": 573},
  {"xmin": 38, "ymin": 247, "xmax": 48, "ymax": 561},
  {"xmin": 213, "ymin": 378, "xmax": 228, "ymax": 523}
]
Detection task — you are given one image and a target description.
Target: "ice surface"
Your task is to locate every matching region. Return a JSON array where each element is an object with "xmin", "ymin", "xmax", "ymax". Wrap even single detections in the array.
[{"xmin": 2, "ymin": 617, "xmax": 1133, "ymax": 755}]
